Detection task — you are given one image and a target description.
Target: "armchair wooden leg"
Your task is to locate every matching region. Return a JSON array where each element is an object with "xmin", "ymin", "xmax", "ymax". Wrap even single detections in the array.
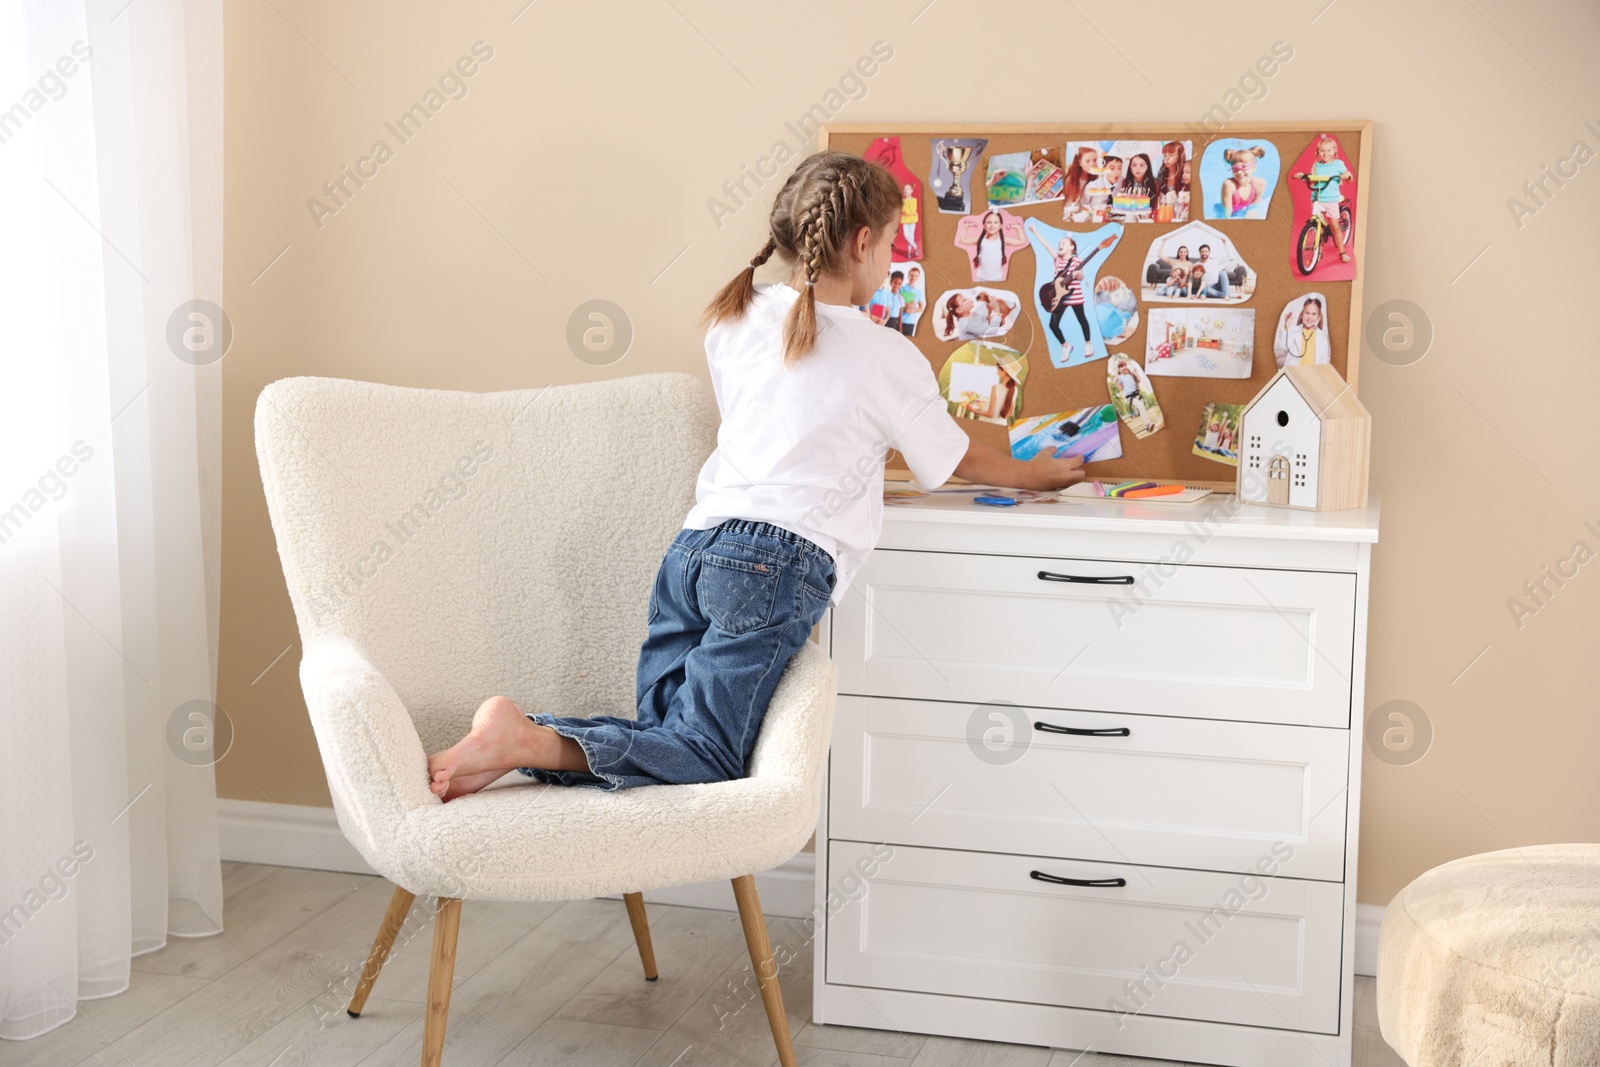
[
  {"xmin": 623, "ymin": 892, "xmax": 659, "ymax": 980},
  {"xmin": 348, "ymin": 884, "xmax": 416, "ymax": 1018},
  {"xmin": 731, "ymin": 875, "xmax": 796, "ymax": 1067},
  {"xmin": 420, "ymin": 897, "xmax": 462, "ymax": 1067}
]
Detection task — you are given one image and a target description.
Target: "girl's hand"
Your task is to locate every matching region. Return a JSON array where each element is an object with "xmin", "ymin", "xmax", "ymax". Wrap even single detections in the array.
[{"xmin": 1028, "ymin": 451, "xmax": 1086, "ymax": 490}]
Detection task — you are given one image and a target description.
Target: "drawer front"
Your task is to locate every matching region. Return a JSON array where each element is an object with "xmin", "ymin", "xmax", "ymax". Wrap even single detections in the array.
[
  {"xmin": 831, "ymin": 696, "xmax": 1349, "ymax": 881},
  {"xmin": 827, "ymin": 841, "xmax": 1342, "ymax": 1034},
  {"xmin": 834, "ymin": 550, "xmax": 1355, "ymax": 727}
]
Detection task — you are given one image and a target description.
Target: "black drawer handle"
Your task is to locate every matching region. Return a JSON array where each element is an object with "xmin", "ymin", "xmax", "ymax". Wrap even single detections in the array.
[
  {"xmin": 1030, "ymin": 870, "xmax": 1127, "ymax": 888},
  {"xmin": 1037, "ymin": 570, "xmax": 1134, "ymax": 585},
  {"xmin": 1034, "ymin": 721, "xmax": 1131, "ymax": 737}
]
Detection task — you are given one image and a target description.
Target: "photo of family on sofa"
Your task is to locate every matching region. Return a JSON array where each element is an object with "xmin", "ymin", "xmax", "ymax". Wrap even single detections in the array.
[{"xmin": 1140, "ymin": 221, "xmax": 1256, "ymax": 305}]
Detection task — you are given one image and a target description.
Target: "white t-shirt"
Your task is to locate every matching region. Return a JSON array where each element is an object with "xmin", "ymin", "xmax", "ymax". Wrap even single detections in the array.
[
  {"xmin": 684, "ymin": 283, "xmax": 970, "ymax": 603},
  {"xmin": 975, "ymin": 237, "xmax": 1004, "ymax": 281}
]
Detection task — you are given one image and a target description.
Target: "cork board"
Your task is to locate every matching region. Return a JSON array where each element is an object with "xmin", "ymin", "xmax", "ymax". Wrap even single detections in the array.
[{"xmin": 820, "ymin": 122, "xmax": 1373, "ymax": 489}]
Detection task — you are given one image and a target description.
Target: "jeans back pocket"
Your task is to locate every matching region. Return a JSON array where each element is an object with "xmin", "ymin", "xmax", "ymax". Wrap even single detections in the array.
[{"xmin": 698, "ymin": 550, "xmax": 782, "ymax": 635}]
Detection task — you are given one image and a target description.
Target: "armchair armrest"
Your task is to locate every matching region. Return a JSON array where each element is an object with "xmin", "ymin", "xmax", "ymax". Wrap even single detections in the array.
[
  {"xmin": 299, "ymin": 634, "xmax": 436, "ymax": 873},
  {"xmin": 746, "ymin": 639, "xmax": 837, "ymax": 789}
]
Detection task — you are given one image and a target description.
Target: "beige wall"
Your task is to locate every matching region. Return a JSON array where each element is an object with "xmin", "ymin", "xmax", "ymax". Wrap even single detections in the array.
[{"xmin": 221, "ymin": 0, "xmax": 1600, "ymax": 904}]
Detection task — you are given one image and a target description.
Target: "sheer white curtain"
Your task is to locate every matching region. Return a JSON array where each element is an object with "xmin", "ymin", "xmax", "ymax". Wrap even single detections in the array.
[{"xmin": 0, "ymin": 0, "xmax": 223, "ymax": 1040}]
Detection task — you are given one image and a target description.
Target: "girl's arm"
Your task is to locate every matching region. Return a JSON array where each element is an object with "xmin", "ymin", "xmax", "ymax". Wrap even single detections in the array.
[{"xmin": 953, "ymin": 438, "xmax": 1085, "ymax": 490}]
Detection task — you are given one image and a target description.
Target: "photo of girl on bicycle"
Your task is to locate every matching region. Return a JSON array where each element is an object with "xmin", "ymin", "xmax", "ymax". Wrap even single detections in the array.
[{"xmin": 1287, "ymin": 132, "xmax": 1358, "ymax": 281}]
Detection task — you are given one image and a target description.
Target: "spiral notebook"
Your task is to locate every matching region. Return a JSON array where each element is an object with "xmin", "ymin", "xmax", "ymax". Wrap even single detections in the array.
[{"xmin": 1060, "ymin": 482, "xmax": 1216, "ymax": 505}]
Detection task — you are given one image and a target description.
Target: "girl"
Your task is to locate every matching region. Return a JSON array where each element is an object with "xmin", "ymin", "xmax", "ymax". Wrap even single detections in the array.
[
  {"xmin": 425, "ymin": 152, "xmax": 1085, "ymax": 798},
  {"xmin": 1062, "ymin": 145, "xmax": 1101, "ymax": 217},
  {"xmin": 1292, "ymin": 135, "xmax": 1354, "ymax": 262},
  {"xmin": 940, "ymin": 291, "xmax": 1010, "ymax": 341},
  {"xmin": 1274, "ymin": 296, "xmax": 1332, "ymax": 367},
  {"xmin": 1221, "ymin": 146, "xmax": 1268, "ymax": 218},
  {"xmin": 899, "ymin": 183, "xmax": 921, "ymax": 259},
  {"xmin": 1111, "ymin": 153, "xmax": 1157, "ymax": 221},
  {"xmin": 1155, "ymin": 141, "xmax": 1187, "ymax": 222},
  {"xmin": 1157, "ymin": 265, "xmax": 1188, "ymax": 298},
  {"xmin": 1044, "ymin": 233, "xmax": 1117, "ymax": 360},
  {"xmin": 955, "ymin": 209, "xmax": 1018, "ymax": 283}
]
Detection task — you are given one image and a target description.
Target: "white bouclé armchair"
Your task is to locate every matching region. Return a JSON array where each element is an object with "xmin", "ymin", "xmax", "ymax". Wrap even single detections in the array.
[{"xmin": 254, "ymin": 373, "xmax": 837, "ymax": 1067}]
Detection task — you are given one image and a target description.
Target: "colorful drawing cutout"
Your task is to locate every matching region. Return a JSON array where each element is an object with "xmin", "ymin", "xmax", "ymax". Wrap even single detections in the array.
[
  {"xmin": 1192, "ymin": 402, "xmax": 1245, "ymax": 466},
  {"xmin": 929, "ymin": 137, "xmax": 988, "ymax": 215},
  {"xmin": 953, "ymin": 208, "xmax": 1028, "ymax": 283},
  {"xmin": 1093, "ymin": 276, "xmax": 1139, "ymax": 346},
  {"xmin": 1025, "ymin": 218, "xmax": 1123, "ymax": 369},
  {"xmin": 1144, "ymin": 308, "xmax": 1256, "ymax": 378},
  {"xmin": 931, "ymin": 287, "xmax": 1023, "ymax": 343},
  {"xmin": 1200, "ymin": 139, "xmax": 1281, "ymax": 220},
  {"xmin": 1287, "ymin": 133, "xmax": 1357, "ymax": 280},
  {"xmin": 1107, "ymin": 355, "xmax": 1164, "ymax": 438},
  {"xmin": 1062, "ymin": 140, "xmax": 1191, "ymax": 224},
  {"xmin": 1009, "ymin": 406, "xmax": 1123, "ymax": 463},
  {"xmin": 1140, "ymin": 221, "xmax": 1256, "ymax": 305},
  {"xmin": 865, "ymin": 136, "xmax": 925, "ymax": 261},
  {"xmin": 1273, "ymin": 292, "xmax": 1332, "ymax": 367},
  {"xmin": 938, "ymin": 341, "xmax": 1028, "ymax": 425},
  {"xmin": 985, "ymin": 147, "xmax": 1066, "ymax": 208}
]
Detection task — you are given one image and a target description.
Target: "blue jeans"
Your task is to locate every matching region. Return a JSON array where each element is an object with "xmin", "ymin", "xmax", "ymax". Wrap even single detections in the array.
[
  {"xmin": 1202, "ymin": 273, "xmax": 1231, "ymax": 299},
  {"xmin": 519, "ymin": 520, "xmax": 835, "ymax": 790}
]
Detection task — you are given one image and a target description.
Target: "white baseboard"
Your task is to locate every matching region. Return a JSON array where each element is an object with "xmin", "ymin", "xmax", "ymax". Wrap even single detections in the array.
[
  {"xmin": 216, "ymin": 798, "xmax": 818, "ymax": 918},
  {"xmin": 218, "ymin": 798, "xmax": 379, "ymax": 875},
  {"xmin": 1355, "ymin": 901, "xmax": 1384, "ymax": 977}
]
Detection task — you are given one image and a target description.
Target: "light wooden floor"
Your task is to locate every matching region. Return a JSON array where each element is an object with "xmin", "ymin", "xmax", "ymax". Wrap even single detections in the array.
[{"xmin": 10, "ymin": 862, "xmax": 1408, "ymax": 1067}]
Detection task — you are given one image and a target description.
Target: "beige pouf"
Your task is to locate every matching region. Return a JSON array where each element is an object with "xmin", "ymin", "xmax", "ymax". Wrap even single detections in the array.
[{"xmin": 1378, "ymin": 844, "xmax": 1600, "ymax": 1066}]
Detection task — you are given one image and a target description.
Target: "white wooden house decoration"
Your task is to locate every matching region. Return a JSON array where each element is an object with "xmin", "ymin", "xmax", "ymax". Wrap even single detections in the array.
[{"xmin": 1238, "ymin": 363, "xmax": 1370, "ymax": 511}]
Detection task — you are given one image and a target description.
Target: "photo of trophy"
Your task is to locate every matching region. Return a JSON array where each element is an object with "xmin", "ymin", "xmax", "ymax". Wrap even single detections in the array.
[{"xmin": 934, "ymin": 139, "xmax": 980, "ymax": 213}]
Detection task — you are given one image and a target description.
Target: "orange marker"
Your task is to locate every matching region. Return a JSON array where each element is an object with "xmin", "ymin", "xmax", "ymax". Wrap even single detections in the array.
[{"xmin": 1124, "ymin": 483, "xmax": 1185, "ymax": 499}]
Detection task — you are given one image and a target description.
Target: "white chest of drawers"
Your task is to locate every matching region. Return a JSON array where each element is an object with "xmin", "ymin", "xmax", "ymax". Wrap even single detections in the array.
[{"xmin": 812, "ymin": 492, "xmax": 1380, "ymax": 1067}]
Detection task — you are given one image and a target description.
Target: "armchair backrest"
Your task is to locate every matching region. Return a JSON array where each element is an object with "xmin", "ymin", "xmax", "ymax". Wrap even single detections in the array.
[{"xmin": 255, "ymin": 374, "xmax": 717, "ymax": 752}]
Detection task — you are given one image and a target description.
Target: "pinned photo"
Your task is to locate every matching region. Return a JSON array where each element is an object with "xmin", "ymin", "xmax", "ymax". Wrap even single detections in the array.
[
  {"xmin": 865, "ymin": 136, "xmax": 925, "ymax": 261},
  {"xmin": 1200, "ymin": 139, "xmax": 1281, "ymax": 220},
  {"xmin": 938, "ymin": 341, "xmax": 1028, "ymax": 425},
  {"xmin": 1144, "ymin": 308, "xmax": 1256, "ymax": 379},
  {"xmin": 1192, "ymin": 402, "xmax": 1246, "ymax": 466},
  {"xmin": 1107, "ymin": 355, "xmax": 1164, "ymax": 438},
  {"xmin": 930, "ymin": 137, "xmax": 989, "ymax": 215},
  {"xmin": 883, "ymin": 262, "xmax": 934, "ymax": 337},
  {"xmin": 931, "ymin": 287, "xmax": 1023, "ymax": 343},
  {"xmin": 1009, "ymin": 406, "xmax": 1123, "ymax": 463},
  {"xmin": 1141, "ymin": 221, "xmax": 1257, "ymax": 304},
  {"xmin": 868, "ymin": 267, "xmax": 914, "ymax": 332},
  {"xmin": 1288, "ymin": 133, "xmax": 1357, "ymax": 279},
  {"xmin": 985, "ymin": 147, "xmax": 1066, "ymax": 208},
  {"xmin": 1273, "ymin": 292, "xmax": 1332, "ymax": 367},
  {"xmin": 1062, "ymin": 140, "xmax": 1190, "ymax": 224},
  {"xmin": 953, "ymin": 208, "xmax": 1028, "ymax": 283},
  {"xmin": 1092, "ymin": 275, "xmax": 1139, "ymax": 347},
  {"xmin": 1026, "ymin": 217, "xmax": 1122, "ymax": 369}
]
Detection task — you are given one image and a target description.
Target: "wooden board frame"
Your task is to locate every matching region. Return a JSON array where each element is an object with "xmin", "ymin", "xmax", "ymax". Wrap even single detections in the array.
[{"xmin": 820, "ymin": 122, "xmax": 1374, "ymax": 490}]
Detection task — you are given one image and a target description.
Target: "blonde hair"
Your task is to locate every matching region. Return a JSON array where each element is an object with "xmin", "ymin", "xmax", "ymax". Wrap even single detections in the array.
[{"xmin": 701, "ymin": 151, "xmax": 902, "ymax": 364}]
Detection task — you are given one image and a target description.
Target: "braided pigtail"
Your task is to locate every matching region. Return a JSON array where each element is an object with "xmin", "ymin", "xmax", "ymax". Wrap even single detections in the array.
[
  {"xmin": 707, "ymin": 150, "xmax": 902, "ymax": 361},
  {"xmin": 701, "ymin": 234, "xmax": 778, "ymax": 330}
]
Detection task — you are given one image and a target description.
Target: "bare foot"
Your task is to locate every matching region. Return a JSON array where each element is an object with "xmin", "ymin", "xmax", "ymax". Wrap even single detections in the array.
[
  {"xmin": 433, "ymin": 767, "xmax": 507, "ymax": 800},
  {"xmin": 428, "ymin": 696, "xmax": 543, "ymax": 801}
]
